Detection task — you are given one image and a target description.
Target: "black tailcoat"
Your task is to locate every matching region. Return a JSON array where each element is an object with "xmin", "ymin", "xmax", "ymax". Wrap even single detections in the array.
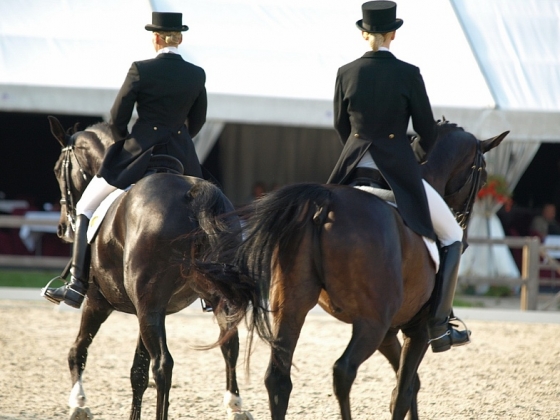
[
  {"xmin": 98, "ymin": 53, "xmax": 206, "ymax": 188},
  {"xmin": 327, "ymin": 50, "xmax": 437, "ymax": 240}
]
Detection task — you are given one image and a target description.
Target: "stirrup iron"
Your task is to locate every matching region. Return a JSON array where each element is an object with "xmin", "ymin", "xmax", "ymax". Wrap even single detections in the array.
[{"xmin": 40, "ymin": 276, "xmax": 68, "ymax": 305}]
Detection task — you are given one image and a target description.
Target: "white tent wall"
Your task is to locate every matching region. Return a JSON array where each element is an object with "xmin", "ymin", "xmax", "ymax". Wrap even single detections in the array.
[
  {"xmin": 2, "ymin": 0, "xmax": 558, "ymax": 137},
  {"xmin": 453, "ymin": 0, "xmax": 560, "ymax": 111},
  {"xmin": 1, "ymin": 0, "xmax": 559, "ymax": 204},
  {"xmin": 450, "ymin": 0, "xmax": 560, "ymax": 284},
  {"xmin": 452, "ymin": 0, "xmax": 560, "ymax": 196}
]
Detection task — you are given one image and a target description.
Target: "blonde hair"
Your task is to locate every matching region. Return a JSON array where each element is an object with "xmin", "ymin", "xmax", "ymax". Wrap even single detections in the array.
[
  {"xmin": 155, "ymin": 31, "xmax": 182, "ymax": 47},
  {"xmin": 364, "ymin": 32, "xmax": 391, "ymax": 52}
]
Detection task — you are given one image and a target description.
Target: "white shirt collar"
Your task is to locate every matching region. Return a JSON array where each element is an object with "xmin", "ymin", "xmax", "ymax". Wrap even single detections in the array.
[
  {"xmin": 378, "ymin": 46, "xmax": 390, "ymax": 52},
  {"xmin": 157, "ymin": 46, "xmax": 179, "ymax": 56}
]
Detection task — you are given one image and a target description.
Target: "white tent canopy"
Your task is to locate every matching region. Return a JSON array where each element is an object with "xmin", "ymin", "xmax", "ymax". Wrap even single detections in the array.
[
  {"xmin": 1, "ymin": 0, "xmax": 559, "ymax": 146},
  {"xmin": 2, "ymin": 0, "xmax": 559, "ymax": 281}
]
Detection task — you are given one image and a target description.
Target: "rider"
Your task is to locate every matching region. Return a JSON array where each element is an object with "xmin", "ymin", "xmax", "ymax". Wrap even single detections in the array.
[
  {"xmin": 43, "ymin": 12, "xmax": 206, "ymax": 309},
  {"xmin": 327, "ymin": 1, "xmax": 470, "ymax": 353}
]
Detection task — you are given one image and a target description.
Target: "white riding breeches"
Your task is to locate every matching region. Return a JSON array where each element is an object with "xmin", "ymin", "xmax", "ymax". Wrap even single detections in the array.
[
  {"xmin": 76, "ymin": 176, "xmax": 117, "ymax": 219},
  {"xmin": 422, "ymin": 179, "xmax": 463, "ymax": 246}
]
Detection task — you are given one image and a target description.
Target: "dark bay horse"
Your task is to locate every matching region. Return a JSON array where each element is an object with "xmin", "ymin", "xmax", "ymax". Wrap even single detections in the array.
[
  {"xmin": 45, "ymin": 116, "xmax": 269, "ymax": 420},
  {"xmin": 196, "ymin": 123, "xmax": 508, "ymax": 419}
]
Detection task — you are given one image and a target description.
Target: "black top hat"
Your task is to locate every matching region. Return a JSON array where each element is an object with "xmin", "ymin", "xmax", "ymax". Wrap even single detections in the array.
[
  {"xmin": 356, "ymin": 1, "xmax": 403, "ymax": 33},
  {"xmin": 145, "ymin": 12, "xmax": 189, "ymax": 32}
]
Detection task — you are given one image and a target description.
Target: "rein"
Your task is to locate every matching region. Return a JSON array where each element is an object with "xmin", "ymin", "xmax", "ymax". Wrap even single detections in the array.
[
  {"xmin": 60, "ymin": 139, "xmax": 91, "ymax": 231},
  {"xmin": 443, "ymin": 141, "xmax": 484, "ymax": 230}
]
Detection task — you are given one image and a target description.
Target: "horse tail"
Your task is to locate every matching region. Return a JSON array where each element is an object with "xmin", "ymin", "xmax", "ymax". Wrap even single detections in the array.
[
  {"xmin": 188, "ymin": 180, "xmax": 236, "ymax": 249},
  {"xmin": 193, "ymin": 182, "xmax": 333, "ymax": 347},
  {"xmin": 187, "ymin": 180, "xmax": 274, "ymax": 348},
  {"xmin": 235, "ymin": 182, "xmax": 332, "ymax": 289}
]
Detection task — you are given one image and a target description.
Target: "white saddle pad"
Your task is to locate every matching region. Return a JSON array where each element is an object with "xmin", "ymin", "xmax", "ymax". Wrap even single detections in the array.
[
  {"xmin": 87, "ymin": 187, "xmax": 130, "ymax": 243},
  {"xmin": 355, "ymin": 185, "xmax": 440, "ymax": 271}
]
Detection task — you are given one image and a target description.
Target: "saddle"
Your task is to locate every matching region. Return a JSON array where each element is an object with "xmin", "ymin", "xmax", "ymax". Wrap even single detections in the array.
[
  {"xmin": 143, "ymin": 154, "xmax": 184, "ymax": 177},
  {"xmin": 347, "ymin": 167, "xmax": 439, "ymax": 269},
  {"xmin": 87, "ymin": 155, "xmax": 184, "ymax": 244},
  {"xmin": 347, "ymin": 167, "xmax": 395, "ymax": 204}
]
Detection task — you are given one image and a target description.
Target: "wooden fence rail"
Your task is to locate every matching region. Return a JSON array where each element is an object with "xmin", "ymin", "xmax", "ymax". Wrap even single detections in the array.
[
  {"xmin": 0, "ymin": 215, "xmax": 558, "ymax": 310},
  {"xmin": 458, "ymin": 236, "xmax": 541, "ymax": 311},
  {"xmin": 0, "ymin": 215, "xmax": 68, "ymax": 269},
  {"xmin": 0, "ymin": 215, "xmax": 59, "ymax": 228}
]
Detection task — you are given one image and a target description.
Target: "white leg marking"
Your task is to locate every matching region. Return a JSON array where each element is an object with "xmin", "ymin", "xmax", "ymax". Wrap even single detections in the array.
[
  {"xmin": 224, "ymin": 391, "xmax": 242, "ymax": 413},
  {"xmin": 69, "ymin": 406, "xmax": 93, "ymax": 420},
  {"xmin": 69, "ymin": 379, "xmax": 86, "ymax": 408},
  {"xmin": 223, "ymin": 391, "xmax": 254, "ymax": 420}
]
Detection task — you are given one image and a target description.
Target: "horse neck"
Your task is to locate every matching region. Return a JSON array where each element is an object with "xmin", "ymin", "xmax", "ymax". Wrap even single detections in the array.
[
  {"xmin": 75, "ymin": 124, "xmax": 113, "ymax": 176},
  {"xmin": 72, "ymin": 135, "xmax": 103, "ymax": 178},
  {"xmin": 422, "ymin": 131, "xmax": 473, "ymax": 196}
]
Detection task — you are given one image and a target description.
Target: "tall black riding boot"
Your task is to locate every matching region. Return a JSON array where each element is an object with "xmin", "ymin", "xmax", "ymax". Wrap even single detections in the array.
[
  {"xmin": 42, "ymin": 214, "xmax": 90, "ymax": 309},
  {"xmin": 428, "ymin": 241, "xmax": 471, "ymax": 353}
]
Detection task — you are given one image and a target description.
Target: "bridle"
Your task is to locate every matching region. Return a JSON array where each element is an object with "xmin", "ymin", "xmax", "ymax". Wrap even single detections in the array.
[
  {"xmin": 443, "ymin": 141, "xmax": 485, "ymax": 230},
  {"xmin": 59, "ymin": 136, "xmax": 91, "ymax": 232}
]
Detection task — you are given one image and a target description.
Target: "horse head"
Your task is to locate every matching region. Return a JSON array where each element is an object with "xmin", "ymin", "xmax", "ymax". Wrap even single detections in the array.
[
  {"xmin": 423, "ymin": 120, "xmax": 509, "ymax": 235},
  {"xmin": 48, "ymin": 116, "xmax": 109, "ymax": 242}
]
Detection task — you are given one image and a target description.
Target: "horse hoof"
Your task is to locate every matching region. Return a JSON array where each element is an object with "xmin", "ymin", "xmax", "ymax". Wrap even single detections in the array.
[
  {"xmin": 69, "ymin": 406, "xmax": 93, "ymax": 420},
  {"xmin": 228, "ymin": 412, "xmax": 254, "ymax": 420},
  {"xmin": 224, "ymin": 391, "xmax": 253, "ymax": 420}
]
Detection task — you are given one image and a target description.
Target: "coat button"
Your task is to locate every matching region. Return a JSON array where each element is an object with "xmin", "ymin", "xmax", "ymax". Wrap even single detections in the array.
[
  {"xmin": 354, "ymin": 133, "xmax": 360, "ymax": 138},
  {"xmin": 153, "ymin": 126, "xmax": 158, "ymax": 130},
  {"xmin": 389, "ymin": 134, "xmax": 395, "ymax": 139},
  {"xmin": 178, "ymin": 130, "xmax": 181, "ymax": 134}
]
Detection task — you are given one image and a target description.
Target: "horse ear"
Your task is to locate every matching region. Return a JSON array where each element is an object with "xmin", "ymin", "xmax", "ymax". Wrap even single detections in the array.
[
  {"xmin": 480, "ymin": 131, "xmax": 509, "ymax": 154},
  {"xmin": 48, "ymin": 116, "xmax": 67, "ymax": 147},
  {"xmin": 66, "ymin": 122, "xmax": 80, "ymax": 135}
]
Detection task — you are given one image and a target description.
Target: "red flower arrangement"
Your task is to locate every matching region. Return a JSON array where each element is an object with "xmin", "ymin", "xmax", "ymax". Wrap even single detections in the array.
[{"xmin": 477, "ymin": 175, "xmax": 511, "ymax": 204}]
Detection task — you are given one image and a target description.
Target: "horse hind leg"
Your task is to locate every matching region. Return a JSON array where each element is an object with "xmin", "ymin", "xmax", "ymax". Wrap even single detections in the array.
[
  {"xmin": 129, "ymin": 335, "xmax": 151, "ymax": 420},
  {"xmin": 333, "ymin": 318, "xmax": 388, "ymax": 420},
  {"xmin": 136, "ymin": 310, "xmax": 173, "ymax": 420},
  {"xmin": 389, "ymin": 328, "xmax": 429, "ymax": 420},
  {"xmin": 265, "ymin": 290, "xmax": 322, "ymax": 419},
  {"xmin": 68, "ymin": 298, "xmax": 113, "ymax": 420},
  {"xmin": 264, "ymin": 315, "xmax": 305, "ymax": 420},
  {"xmin": 378, "ymin": 330, "xmax": 420, "ymax": 420},
  {"xmin": 213, "ymin": 311, "xmax": 255, "ymax": 420}
]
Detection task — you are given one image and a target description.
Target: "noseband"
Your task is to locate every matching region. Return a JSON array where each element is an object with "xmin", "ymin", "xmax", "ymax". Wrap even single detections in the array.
[
  {"xmin": 60, "ymin": 138, "xmax": 91, "ymax": 232},
  {"xmin": 444, "ymin": 141, "xmax": 484, "ymax": 230}
]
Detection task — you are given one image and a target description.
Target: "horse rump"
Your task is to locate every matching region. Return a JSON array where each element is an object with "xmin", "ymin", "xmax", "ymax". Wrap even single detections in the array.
[{"xmin": 193, "ymin": 183, "xmax": 334, "ymax": 346}]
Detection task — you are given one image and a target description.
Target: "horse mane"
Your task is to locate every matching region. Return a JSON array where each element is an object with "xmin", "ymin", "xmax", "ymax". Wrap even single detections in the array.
[
  {"xmin": 437, "ymin": 119, "xmax": 463, "ymax": 135},
  {"xmin": 423, "ymin": 121, "xmax": 477, "ymax": 191},
  {"xmin": 437, "ymin": 121, "xmax": 476, "ymax": 155},
  {"xmin": 64, "ymin": 121, "xmax": 115, "ymax": 175},
  {"xmin": 84, "ymin": 121, "xmax": 115, "ymax": 150}
]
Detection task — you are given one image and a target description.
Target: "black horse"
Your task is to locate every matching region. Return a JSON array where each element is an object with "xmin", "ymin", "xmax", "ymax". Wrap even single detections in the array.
[
  {"xmin": 195, "ymin": 123, "xmax": 508, "ymax": 419},
  {"xmin": 44, "ymin": 116, "xmax": 269, "ymax": 420}
]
